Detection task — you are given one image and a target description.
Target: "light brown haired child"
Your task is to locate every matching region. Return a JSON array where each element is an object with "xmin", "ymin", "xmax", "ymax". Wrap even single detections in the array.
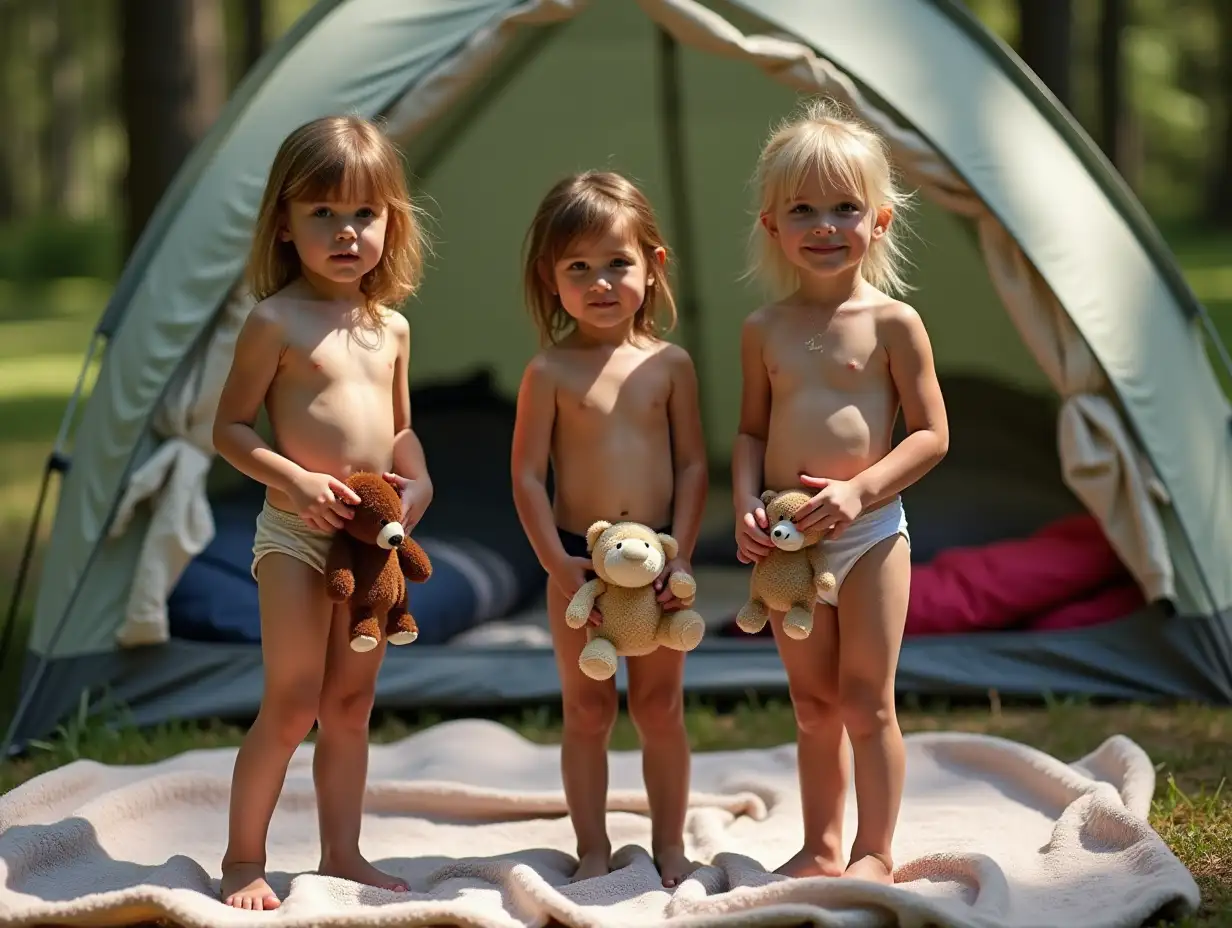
[
  {"xmin": 511, "ymin": 170, "xmax": 708, "ymax": 887},
  {"xmin": 212, "ymin": 114, "xmax": 433, "ymax": 909}
]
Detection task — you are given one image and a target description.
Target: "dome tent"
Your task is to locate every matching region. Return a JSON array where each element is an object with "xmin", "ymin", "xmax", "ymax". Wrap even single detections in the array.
[{"xmin": 5, "ymin": 0, "xmax": 1232, "ymax": 754}]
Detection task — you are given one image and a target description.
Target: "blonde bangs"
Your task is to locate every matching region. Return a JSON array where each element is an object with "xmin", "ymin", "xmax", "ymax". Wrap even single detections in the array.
[
  {"xmin": 747, "ymin": 98, "xmax": 915, "ymax": 299},
  {"xmin": 763, "ymin": 126, "xmax": 872, "ymax": 215}
]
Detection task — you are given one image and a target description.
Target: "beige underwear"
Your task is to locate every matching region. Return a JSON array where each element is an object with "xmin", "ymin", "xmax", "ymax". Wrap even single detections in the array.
[{"xmin": 251, "ymin": 500, "xmax": 335, "ymax": 579}]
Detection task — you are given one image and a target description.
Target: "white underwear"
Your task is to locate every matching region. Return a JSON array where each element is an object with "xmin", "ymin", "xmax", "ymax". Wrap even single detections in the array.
[{"xmin": 816, "ymin": 496, "xmax": 910, "ymax": 607}]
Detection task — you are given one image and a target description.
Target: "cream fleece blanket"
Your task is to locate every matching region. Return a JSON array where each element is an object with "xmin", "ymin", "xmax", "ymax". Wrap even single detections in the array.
[{"xmin": 0, "ymin": 719, "xmax": 1200, "ymax": 928}]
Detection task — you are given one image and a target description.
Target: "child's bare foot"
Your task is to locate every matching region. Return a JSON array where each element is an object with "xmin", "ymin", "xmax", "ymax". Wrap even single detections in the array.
[
  {"xmin": 319, "ymin": 852, "xmax": 408, "ymax": 892},
  {"xmin": 843, "ymin": 852, "xmax": 895, "ymax": 885},
  {"xmin": 571, "ymin": 848, "xmax": 611, "ymax": 882},
  {"xmin": 655, "ymin": 846, "xmax": 700, "ymax": 888},
  {"xmin": 774, "ymin": 846, "xmax": 845, "ymax": 879},
  {"xmin": 220, "ymin": 862, "xmax": 280, "ymax": 910}
]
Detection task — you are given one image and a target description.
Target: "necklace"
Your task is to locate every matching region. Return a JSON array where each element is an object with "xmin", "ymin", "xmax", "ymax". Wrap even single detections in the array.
[{"xmin": 805, "ymin": 334, "xmax": 825, "ymax": 352}]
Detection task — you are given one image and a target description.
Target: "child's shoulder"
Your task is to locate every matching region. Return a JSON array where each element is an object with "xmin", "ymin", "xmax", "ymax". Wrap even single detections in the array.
[
  {"xmin": 868, "ymin": 294, "xmax": 930, "ymax": 357},
  {"xmin": 645, "ymin": 337, "xmax": 695, "ymax": 372},
  {"xmin": 376, "ymin": 305, "xmax": 410, "ymax": 337},
  {"xmin": 243, "ymin": 290, "xmax": 295, "ymax": 338},
  {"xmin": 869, "ymin": 293, "xmax": 923, "ymax": 332},
  {"xmin": 740, "ymin": 300, "xmax": 790, "ymax": 337},
  {"xmin": 521, "ymin": 346, "xmax": 563, "ymax": 386}
]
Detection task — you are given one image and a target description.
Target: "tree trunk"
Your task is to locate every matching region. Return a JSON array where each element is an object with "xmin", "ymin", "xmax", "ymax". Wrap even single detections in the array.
[
  {"xmin": 1097, "ymin": 0, "xmax": 1128, "ymax": 179},
  {"xmin": 1016, "ymin": 0, "xmax": 1073, "ymax": 112},
  {"xmin": 118, "ymin": 0, "xmax": 225, "ymax": 255},
  {"xmin": 0, "ymin": 2, "xmax": 17, "ymax": 221},
  {"xmin": 241, "ymin": 0, "xmax": 265, "ymax": 75},
  {"xmin": 41, "ymin": 0, "xmax": 83, "ymax": 216},
  {"xmin": 1207, "ymin": 0, "xmax": 1232, "ymax": 228}
]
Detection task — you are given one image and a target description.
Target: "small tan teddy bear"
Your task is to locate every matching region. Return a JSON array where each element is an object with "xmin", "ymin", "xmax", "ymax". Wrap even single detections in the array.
[
  {"xmin": 736, "ymin": 489, "xmax": 836, "ymax": 641},
  {"xmin": 565, "ymin": 521, "xmax": 707, "ymax": 681}
]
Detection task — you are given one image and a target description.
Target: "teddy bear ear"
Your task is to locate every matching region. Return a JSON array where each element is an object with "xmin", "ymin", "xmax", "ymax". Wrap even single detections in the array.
[
  {"xmin": 657, "ymin": 533, "xmax": 679, "ymax": 560},
  {"xmin": 585, "ymin": 521, "xmax": 611, "ymax": 552},
  {"xmin": 760, "ymin": 490, "xmax": 778, "ymax": 506}
]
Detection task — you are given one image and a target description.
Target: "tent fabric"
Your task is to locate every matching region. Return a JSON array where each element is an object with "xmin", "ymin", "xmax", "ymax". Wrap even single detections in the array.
[
  {"xmin": 10, "ymin": 0, "xmax": 1232, "ymax": 752},
  {"xmin": 108, "ymin": 287, "xmax": 254, "ymax": 646},
  {"xmin": 101, "ymin": 0, "xmax": 1176, "ymax": 652}
]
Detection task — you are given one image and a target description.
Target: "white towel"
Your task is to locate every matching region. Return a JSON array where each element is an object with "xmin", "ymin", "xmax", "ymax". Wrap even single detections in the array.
[{"xmin": 0, "ymin": 718, "xmax": 1200, "ymax": 927}]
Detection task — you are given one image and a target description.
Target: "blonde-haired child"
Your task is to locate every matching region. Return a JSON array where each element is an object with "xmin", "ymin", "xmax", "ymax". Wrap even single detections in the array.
[
  {"xmin": 212, "ymin": 114, "xmax": 433, "ymax": 908},
  {"xmin": 733, "ymin": 98, "xmax": 948, "ymax": 883},
  {"xmin": 511, "ymin": 171, "xmax": 708, "ymax": 887}
]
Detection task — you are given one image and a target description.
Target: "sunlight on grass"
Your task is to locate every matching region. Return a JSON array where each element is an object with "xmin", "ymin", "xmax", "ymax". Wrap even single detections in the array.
[{"xmin": 0, "ymin": 354, "xmax": 98, "ymax": 399}]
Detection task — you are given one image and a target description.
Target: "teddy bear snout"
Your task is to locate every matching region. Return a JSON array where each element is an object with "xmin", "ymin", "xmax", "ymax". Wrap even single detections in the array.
[
  {"xmin": 615, "ymin": 540, "xmax": 650, "ymax": 562},
  {"xmin": 377, "ymin": 521, "xmax": 404, "ymax": 550},
  {"xmin": 770, "ymin": 520, "xmax": 805, "ymax": 551}
]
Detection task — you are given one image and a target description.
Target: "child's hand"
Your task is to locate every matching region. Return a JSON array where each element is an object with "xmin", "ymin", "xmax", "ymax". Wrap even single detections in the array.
[
  {"xmin": 655, "ymin": 557, "xmax": 694, "ymax": 611},
  {"xmin": 287, "ymin": 470, "xmax": 360, "ymax": 532},
  {"xmin": 550, "ymin": 555, "xmax": 602, "ymax": 626},
  {"xmin": 734, "ymin": 495, "xmax": 772, "ymax": 563},
  {"xmin": 382, "ymin": 472, "xmax": 432, "ymax": 531},
  {"xmin": 794, "ymin": 475, "xmax": 863, "ymax": 538}
]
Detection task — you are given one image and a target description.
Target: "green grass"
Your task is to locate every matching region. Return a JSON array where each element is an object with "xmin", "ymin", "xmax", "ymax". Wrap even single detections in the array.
[{"xmin": 0, "ymin": 230, "xmax": 1230, "ymax": 924}]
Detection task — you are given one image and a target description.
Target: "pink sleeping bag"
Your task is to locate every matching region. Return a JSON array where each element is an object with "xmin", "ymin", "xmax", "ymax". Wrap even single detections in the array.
[{"xmin": 906, "ymin": 513, "xmax": 1142, "ymax": 635}]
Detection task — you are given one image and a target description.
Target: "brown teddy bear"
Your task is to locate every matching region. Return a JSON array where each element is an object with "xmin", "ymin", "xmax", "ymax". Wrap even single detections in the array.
[
  {"xmin": 324, "ymin": 471, "xmax": 433, "ymax": 652},
  {"xmin": 735, "ymin": 489, "xmax": 836, "ymax": 641},
  {"xmin": 565, "ymin": 520, "xmax": 706, "ymax": 681}
]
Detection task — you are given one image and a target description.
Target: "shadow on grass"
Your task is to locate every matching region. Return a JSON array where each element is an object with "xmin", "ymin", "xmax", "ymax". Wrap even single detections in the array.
[{"xmin": 0, "ymin": 394, "xmax": 78, "ymax": 445}]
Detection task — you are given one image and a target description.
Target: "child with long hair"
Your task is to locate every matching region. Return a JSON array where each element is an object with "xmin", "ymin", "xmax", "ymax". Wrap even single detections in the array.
[
  {"xmin": 733, "ymin": 98, "xmax": 948, "ymax": 884},
  {"xmin": 510, "ymin": 171, "xmax": 709, "ymax": 887},
  {"xmin": 212, "ymin": 115, "xmax": 432, "ymax": 909}
]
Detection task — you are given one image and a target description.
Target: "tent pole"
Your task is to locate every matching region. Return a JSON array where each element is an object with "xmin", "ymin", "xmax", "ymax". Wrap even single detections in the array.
[
  {"xmin": 655, "ymin": 27, "xmax": 706, "ymax": 423},
  {"xmin": 0, "ymin": 332, "xmax": 98, "ymax": 675}
]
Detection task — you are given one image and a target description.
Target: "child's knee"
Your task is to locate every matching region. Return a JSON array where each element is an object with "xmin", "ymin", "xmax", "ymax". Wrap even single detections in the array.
[
  {"xmin": 317, "ymin": 687, "xmax": 375, "ymax": 733},
  {"xmin": 259, "ymin": 691, "xmax": 319, "ymax": 745},
  {"xmin": 837, "ymin": 678, "xmax": 895, "ymax": 737},
  {"xmin": 791, "ymin": 689, "xmax": 841, "ymax": 734},
  {"xmin": 563, "ymin": 689, "xmax": 618, "ymax": 737},
  {"xmin": 627, "ymin": 686, "xmax": 683, "ymax": 738}
]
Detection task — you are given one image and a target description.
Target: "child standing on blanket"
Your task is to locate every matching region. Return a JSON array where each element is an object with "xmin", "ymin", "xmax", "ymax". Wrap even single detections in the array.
[
  {"xmin": 733, "ymin": 98, "xmax": 948, "ymax": 884},
  {"xmin": 510, "ymin": 171, "xmax": 709, "ymax": 888},
  {"xmin": 212, "ymin": 115, "xmax": 433, "ymax": 909}
]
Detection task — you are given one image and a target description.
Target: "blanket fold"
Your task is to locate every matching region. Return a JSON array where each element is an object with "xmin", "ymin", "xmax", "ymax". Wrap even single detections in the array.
[{"xmin": 0, "ymin": 719, "xmax": 1199, "ymax": 927}]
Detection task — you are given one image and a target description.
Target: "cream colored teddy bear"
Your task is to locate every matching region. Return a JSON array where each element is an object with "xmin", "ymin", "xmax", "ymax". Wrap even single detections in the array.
[
  {"xmin": 736, "ymin": 489, "xmax": 836, "ymax": 641},
  {"xmin": 565, "ymin": 521, "xmax": 706, "ymax": 681}
]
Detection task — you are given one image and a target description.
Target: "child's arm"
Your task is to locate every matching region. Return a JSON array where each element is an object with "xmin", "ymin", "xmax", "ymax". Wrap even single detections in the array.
[
  {"xmin": 511, "ymin": 356, "xmax": 598, "ymax": 621},
  {"xmin": 385, "ymin": 313, "xmax": 433, "ymax": 529},
  {"xmin": 855, "ymin": 304, "xmax": 948, "ymax": 504},
  {"xmin": 212, "ymin": 303, "xmax": 359, "ymax": 531},
  {"xmin": 732, "ymin": 311, "xmax": 774, "ymax": 562},
  {"xmin": 796, "ymin": 304, "xmax": 948, "ymax": 537},
  {"xmin": 657, "ymin": 345, "xmax": 708, "ymax": 607}
]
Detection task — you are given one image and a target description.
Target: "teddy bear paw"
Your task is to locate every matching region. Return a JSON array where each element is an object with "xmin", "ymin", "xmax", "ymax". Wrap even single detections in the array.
[
  {"xmin": 815, "ymin": 570, "xmax": 836, "ymax": 594},
  {"xmin": 578, "ymin": 638, "xmax": 619, "ymax": 681},
  {"xmin": 735, "ymin": 600, "xmax": 769, "ymax": 635},
  {"xmin": 351, "ymin": 634, "xmax": 380, "ymax": 653},
  {"xmin": 387, "ymin": 629, "xmax": 418, "ymax": 646},
  {"xmin": 668, "ymin": 573, "xmax": 697, "ymax": 601},
  {"xmin": 666, "ymin": 611, "xmax": 705, "ymax": 651},
  {"xmin": 782, "ymin": 606, "xmax": 813, "ymax": 640}
]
